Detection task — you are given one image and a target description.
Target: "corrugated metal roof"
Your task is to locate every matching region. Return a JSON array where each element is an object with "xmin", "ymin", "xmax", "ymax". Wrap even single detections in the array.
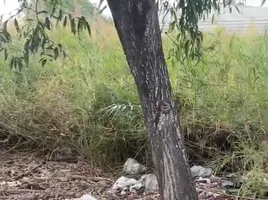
[{"xmin": 159, "ymin": 5, "xmax": 268, "ymax": 34}]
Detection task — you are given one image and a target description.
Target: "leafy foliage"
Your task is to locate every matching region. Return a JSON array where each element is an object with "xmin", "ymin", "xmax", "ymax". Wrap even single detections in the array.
[
  {"xmin": 60, "ymin": 0, "xmax": 95, "ymax": 17},
  {"xmin": 159, "ymin": 0, "xmax": 223, "ymax": 61},
  {"xmin": 26, "ymin": 0, "xmax": 95, "ymax": 18},
  {"xmin": 0, "ymin": 0, "xmax": 92, "ymax": 69},
  {"xmin": 158, "ymin": 0, "xmax": 265, "ymax": 61},
  {"xmin": 1, "ymin": 6, "xmax": 268, "ymax": 198},
  {"xmin": 1, "ymin": 0, "xmax": 268, "ymax": 69}
]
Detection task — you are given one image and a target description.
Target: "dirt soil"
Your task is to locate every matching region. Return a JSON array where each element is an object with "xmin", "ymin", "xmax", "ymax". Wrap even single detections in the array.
[
  {"xmin": 0, "ymin": 148, "xmax": 240, "ymax": 200},
  {"xmin": 0, "ymin": 148, "xmax": 161, "ymax": 200}
]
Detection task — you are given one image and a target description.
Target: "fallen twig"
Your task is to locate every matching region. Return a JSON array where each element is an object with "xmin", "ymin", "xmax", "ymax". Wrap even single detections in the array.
[
  {"xmin": 0, "ymin": 188, "xmax": 42, "ymax": 195},
  {"xmin": 69, "ymin": 175, "xmax": 112, "ymax": 182},
  {"xmin": 13, "ymin": 161, "xmax": 45, "ymax": 181}
]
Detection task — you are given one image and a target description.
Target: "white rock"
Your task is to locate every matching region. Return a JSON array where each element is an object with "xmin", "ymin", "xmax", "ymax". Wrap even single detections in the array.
[
  {"xmin": 112, "ymin": 176, "xmax": 138, "ymax": 191},
  {"xmin": 120, "ymin": 187, "xmax": 129, "ymax": 195},
  {"xmin": 123, "ymin": 158, "xmax": 147, "ymax": 175},
  {"xmin": 138, "ymin": 174, "xmax": 159, "ymax": 192},
  {"xmin": 130, "ymin": 182, "xmax": 143, "ymax": 189},
  {"xmin": 195, "ymin": 177, "xmax": 211, "ymax": 184},
  {"xmin": 222, "ymin": 180, "xmax": 234, "ymax": 188},
  {"xmin": 190, "ymin": 165, "xmax": 213, "ymax": 178},
  {"xmin": 80, "ymin": 194, "xmax": 98, "ymax": 200},
  {"xmin": 130, "ymin": 182, "xmax": 143, "ymax": 193},
  {"xmin": 67, "ymin": 194, "xmax": 98, "ymax": 200}
]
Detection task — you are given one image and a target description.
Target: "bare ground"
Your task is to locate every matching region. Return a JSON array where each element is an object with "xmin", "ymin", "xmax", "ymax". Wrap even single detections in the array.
[
  {"xmin": 0, "ymin": 148, "xmax": 242, "ymax": 200},
  {"xmin": 0, "ymin": 148, "xmax": 111, "ymax": 199},
  {"xmin": 0, "ymin": 148, "xmax": 162, "ymax": 200}
]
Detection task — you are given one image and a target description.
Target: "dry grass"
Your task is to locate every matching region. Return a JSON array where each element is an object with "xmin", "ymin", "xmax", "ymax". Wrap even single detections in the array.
[{"xmin": 1, "ymin": 17, "xmax": 268, "ymax": 197}]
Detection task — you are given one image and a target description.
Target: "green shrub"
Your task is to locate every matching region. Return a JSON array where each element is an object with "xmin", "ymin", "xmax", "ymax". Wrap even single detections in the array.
[{"xmin": 1, "ymin": 21, "xmax": 268, "ymax": 197}]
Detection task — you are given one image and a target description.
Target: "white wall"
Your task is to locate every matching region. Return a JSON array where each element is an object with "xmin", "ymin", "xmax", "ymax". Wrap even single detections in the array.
[{"xmin": 1, "ymin": 0, "xmax": 268, "ymax": 19}]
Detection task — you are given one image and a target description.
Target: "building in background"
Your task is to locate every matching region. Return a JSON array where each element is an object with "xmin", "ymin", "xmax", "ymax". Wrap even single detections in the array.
[{"xmin": 159, "ymin": 4, "xmax": 268, "ymax": 34}]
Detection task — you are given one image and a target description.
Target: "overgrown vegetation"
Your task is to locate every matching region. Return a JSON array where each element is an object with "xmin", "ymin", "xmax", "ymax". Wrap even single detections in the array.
[{"xmin": 1, "ymin": 17, "xmax": 268, "ymax": 198}]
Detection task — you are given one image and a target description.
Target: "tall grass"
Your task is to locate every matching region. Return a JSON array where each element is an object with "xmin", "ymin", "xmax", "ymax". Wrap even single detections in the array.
[{"xmin": 1, "ymin": 19, "xmax": 268, "ymax": 197}]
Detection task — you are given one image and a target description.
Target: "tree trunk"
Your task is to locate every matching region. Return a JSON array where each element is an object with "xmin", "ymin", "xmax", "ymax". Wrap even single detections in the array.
[{"xmin": 106, "ymin": 0, "xmax": 198, "ymax": 199}]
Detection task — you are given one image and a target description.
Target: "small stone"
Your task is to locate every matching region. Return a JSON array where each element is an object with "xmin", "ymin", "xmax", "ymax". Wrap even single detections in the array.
[
  {"xmin": 138, "ymin": 174, "xmax": 159, "ymax": 192},
  {"xmin": 120, "ymin": 187, "xmax": 129, "ymax": 195},
  {"xmin": 222, "ymin": 180, "xmax": 234, "ymax": 188},
  {"xmin": 195, "ymin": 177, "xmax": 211, "ymax": 184},
  {"xmin": 79, "ymin": 194, "xmax": 98, "ymax": 200},
  {"xmin": 106, "ymin": 190, "xmax": 114, "ymax": 195},
  {"xmin": 20, "ymin": 177, "xmax": 31, "ymax": 183},
  {"xmin": 123, "ymin": 158, "xmax": 147, "ymax": 175},
  {"xmin": 112, "ymin": 176, "xmax": 138, "ymax": 191},
  {"xmin": 130, "ymin": 182, "xmax": 143, "ymax": 193},
  {"xmin": 190, "ymin": 165, "xmax": 213, "ymax": 178}
]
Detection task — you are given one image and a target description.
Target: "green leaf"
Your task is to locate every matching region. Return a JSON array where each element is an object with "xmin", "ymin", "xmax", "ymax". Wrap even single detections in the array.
[
  {"xmin": 25, "ymin": 18, "xmax": 35, "ymax": 22},
  {"xmin": 63, "ymin": 50, "xmax": 67, "ymax": 58},
  {"xmin": 51, "ymin": 6, "xmax": 56, "ymax": 17},
  {"xmin": 234, "ymin": 5, "xmax": 240, "ymax": 13},
  {"xmin": 77, "ymin": 17, "xmax": 91, "ymax": 37},
  {"xmin": 99, "ymin": 5, "xmax": 107, "ymax": 14},
  {"xmin": 185, "ymin": 40, "xmax": 190, "ymax": 57},
  {"xmin": 211, "ymin": 14, "xmax": 215, "ymax": 24},
  {"xmin": 169, "ymin": 21, "xmax": 176, "ymax": 32},
  {"xmin": 41, "ymin": 37, "xmax": 47, "ymax": 50},
  {"xmin": 17, "ymin": 58, "xmax": 23, "ymax": 70},
  {"xmin": 46, "ymin": 44, "xmax": 54, "ymax": 50},
  {"xmin": 45, "ymin": 17, "xmax": 51, "ymax": 30},
  {"xmin": 56, "ymin": 9, "xmax": 64, "ymax": 24},
  {"xmin": 54, "ymin": 47, "xmax": 59, "ymax": 59},
  {"xmin": 9, "ymin": 57, "xmax": 14, "ymax": 69},
  {"xmin": 14, "ymin": 18, "xmax": 20, "ymax": 33},
  {"xmin": 77, "ymin": 17, "xmax": 82, "ymax": 33},
  {"xmin": 58, "ymin": 44, "xmax": 63, "ymax": 52},
  {"xmin": 2, "ymin": 30, "xmax": 11, "ymax": 43},
  {"xmin": 3, "ymin": 20, "xmax": 8, "ymax": 31},
  {"xmin": 4, "ymin": 48, "xmax": 8, "ymax": 61},
  {"xmin": 98, "ymin": 0, "xmax": 105, "ymax": 9},
  {"xmin": 1, "ymin": 20, "xmax": 11, "ymax": 43},
  {"xmin": 63, "ymin": 16, "xmax": 68, "ymax": 27},
  {"xmin": 84, "ymin": 21, "xmax": 91, "ymax": 37},
  {"xmin": 68, "ymin": 14, "xmax": 76, "ymax": 34},
  {"xmin": 58, "ymin": 9, "xmax": 63, "ymax": 21},
  {"xmin": 37, "ymin": 10, "xmax": 48, "ymax": 15},
  {"xmin": 40, "ymin": 58, "xmax": 47, "ymax": 67},
  {"xmin": 24, "ymin": 41, "xmax": 29, "ymax": 67}
]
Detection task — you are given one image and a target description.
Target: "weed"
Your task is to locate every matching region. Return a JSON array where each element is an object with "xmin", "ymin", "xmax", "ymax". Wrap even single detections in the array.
[{"xmin": 1, "ymin": 18, "xmax": 268, "ymax": 197}]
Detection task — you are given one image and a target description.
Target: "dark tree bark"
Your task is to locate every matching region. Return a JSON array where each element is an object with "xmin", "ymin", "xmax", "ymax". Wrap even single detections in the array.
[{"xmin": 106, "ymin": 0, "xmax": 198, "ymax": 199}]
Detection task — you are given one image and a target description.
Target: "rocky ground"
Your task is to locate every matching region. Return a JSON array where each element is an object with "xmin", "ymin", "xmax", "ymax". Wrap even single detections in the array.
[{"xmin": 0, "ymin": 149, "xmax": 244, "ymax": 200}]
